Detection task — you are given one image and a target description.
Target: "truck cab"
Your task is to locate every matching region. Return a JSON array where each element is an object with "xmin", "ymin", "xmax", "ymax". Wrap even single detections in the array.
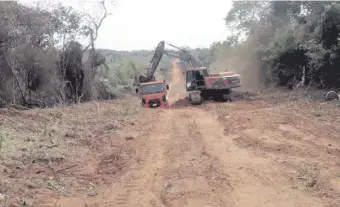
[{"xmin": 136, "ymin": 80, "xmax": 169, "ymax": 108}]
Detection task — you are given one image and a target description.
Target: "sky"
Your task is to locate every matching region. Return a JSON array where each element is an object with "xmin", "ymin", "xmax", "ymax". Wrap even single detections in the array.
[{"xmin": 20, "ymin": 0, "xmax": 233, "ymax": 51}]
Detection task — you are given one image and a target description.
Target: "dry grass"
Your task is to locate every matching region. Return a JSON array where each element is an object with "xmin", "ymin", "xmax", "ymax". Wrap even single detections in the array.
[
  {"xmin": 1, "ymin": 88, "xmax": 340, "ymax": 206},
  {"xmin": 213, "ymin": 89, "xmax": 340, "ymax": 206},
  {"xmin": 0, "ymin": 96, "xmax": 144, "ymax": 206}
]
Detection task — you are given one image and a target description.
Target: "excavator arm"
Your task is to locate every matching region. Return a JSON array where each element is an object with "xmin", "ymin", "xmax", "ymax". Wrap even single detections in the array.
[
  {"xmin": 138, "ymin": 41, "xmax": 203, "ymax": 84},
  {"xmin": 163, "ymin": 42, "xmax": 203, "ymax": 69}
]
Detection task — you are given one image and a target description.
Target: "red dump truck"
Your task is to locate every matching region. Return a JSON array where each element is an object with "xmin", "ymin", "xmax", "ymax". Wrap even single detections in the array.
[{"xmin": 135, "ymin": 80, "xmax": 169, "ymax": 108}]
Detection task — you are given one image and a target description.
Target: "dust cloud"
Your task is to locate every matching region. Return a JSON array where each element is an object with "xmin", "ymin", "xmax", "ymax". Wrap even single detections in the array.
[
  {"xmin": 210, "ymin": 37, "xmax": 263, "ymax": 93},
  {"xmin": 167, "ymin": 60, "xmax": 187, "ymax": 105}
]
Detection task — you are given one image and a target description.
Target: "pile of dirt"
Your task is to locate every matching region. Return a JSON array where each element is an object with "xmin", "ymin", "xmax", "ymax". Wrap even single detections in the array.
[{"xmin": 169, "ymin": 97, "xmax": 191, "ymax": 108}]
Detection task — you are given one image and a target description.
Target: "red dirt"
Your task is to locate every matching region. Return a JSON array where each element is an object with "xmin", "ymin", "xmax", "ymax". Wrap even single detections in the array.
[{"xmin": 1, "ymin": 66, "xmax": 340, "ymax": 207}]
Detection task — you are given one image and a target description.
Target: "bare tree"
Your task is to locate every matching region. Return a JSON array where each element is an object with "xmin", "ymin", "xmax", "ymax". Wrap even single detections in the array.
[{"xmin": 79, "ymin": 0, "xmax": 113, "ymax": 101}]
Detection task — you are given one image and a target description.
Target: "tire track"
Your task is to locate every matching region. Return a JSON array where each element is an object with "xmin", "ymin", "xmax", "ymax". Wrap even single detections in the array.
[
  {"xmin": 51, "ymin": 100, "xmax": 332, "ymax": 207},
  {"xmin": 191, "ymin": 109, "xmax": 324, "ymax": 207},
  {"xmin": 109, "ymin": 110, "xmax": 172, "ymax": 207},
  {"xmin": 154, "ymin": 110, "xmax": 233, "ymax": 207},
  {"xmin": 110, "ymin": 107, "xmax": 325, "ymax": 207}
]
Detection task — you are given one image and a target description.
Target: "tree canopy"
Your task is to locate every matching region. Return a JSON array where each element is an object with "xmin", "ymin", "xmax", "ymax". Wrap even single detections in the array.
[
  {"xmin": 211, "ymin": 1, "xmax": 340, "ymax": 89},
  {"xmin": 0, "ymin": 1, "xmax": 151, "ymax": 107}
]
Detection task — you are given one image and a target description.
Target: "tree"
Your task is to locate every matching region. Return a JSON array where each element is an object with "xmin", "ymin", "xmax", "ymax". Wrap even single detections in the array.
[
  {"xmin": 0, "ymin": 0, "xmax": 114, "ymax": 107},
  {"xmin": 0, "ymin": 1, "xmax": 60, "ymax": 106},
  {"xmin": 213, "ymin": 1, "xmax": 340, "ymax": 89}
]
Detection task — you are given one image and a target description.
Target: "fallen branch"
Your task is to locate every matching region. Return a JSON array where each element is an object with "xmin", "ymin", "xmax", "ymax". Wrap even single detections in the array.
[
  {"xmin": 8, "ymin": 104, "xmax": 29, "ymax": 110},
  {"xmin": 55, "ymin": 164, "xmax": 78, "ymax": 173}
]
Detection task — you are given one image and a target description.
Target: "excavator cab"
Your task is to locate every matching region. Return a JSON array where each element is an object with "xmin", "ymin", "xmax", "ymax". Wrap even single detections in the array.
[{"xmin": 185, "ymin": 68, "xmax": 208, "ymax": 91}]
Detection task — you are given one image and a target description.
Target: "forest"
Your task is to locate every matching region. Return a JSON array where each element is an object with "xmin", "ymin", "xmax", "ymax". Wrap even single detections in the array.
[
  {"xmin": 0, "ymin": 0, "xmax": 150, "ymax": 108},
  {"xmin": 211, "ymin": 1, "xmax": 340, "ymax": 91},
  {"xmin": 1, "ymin": 1, "xmax": 340, "ymax": 108}
]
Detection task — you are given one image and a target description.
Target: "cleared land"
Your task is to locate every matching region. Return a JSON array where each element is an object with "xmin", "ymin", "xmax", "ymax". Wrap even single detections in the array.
[{"xmin": 1, "ymin": 67, "xmax": 340, "ymax": 207}]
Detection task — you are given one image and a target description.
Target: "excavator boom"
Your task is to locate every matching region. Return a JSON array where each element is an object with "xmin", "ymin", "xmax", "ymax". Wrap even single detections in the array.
[{"xmin": 138, "ymin": 41, "xmax": 203, "ymax": 84}]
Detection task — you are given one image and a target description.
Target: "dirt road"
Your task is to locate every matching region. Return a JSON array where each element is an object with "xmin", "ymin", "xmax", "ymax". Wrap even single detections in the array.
[
  {"xmin": 4, "ymin": 63, "xmax": 339, "ymax": 207},
  {"xmin": 53, "ymin": 99, "xmax": 338, "ymax": 207},
  {"xmin": 42, "ymin": 63, "xmax": 339, "ymax": 207}
]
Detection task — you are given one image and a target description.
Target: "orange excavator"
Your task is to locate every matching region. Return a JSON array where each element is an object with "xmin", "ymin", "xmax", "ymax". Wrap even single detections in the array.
[{"xmin": 135, "ymin": 41, "xmax": 242, "ymax": 106}]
